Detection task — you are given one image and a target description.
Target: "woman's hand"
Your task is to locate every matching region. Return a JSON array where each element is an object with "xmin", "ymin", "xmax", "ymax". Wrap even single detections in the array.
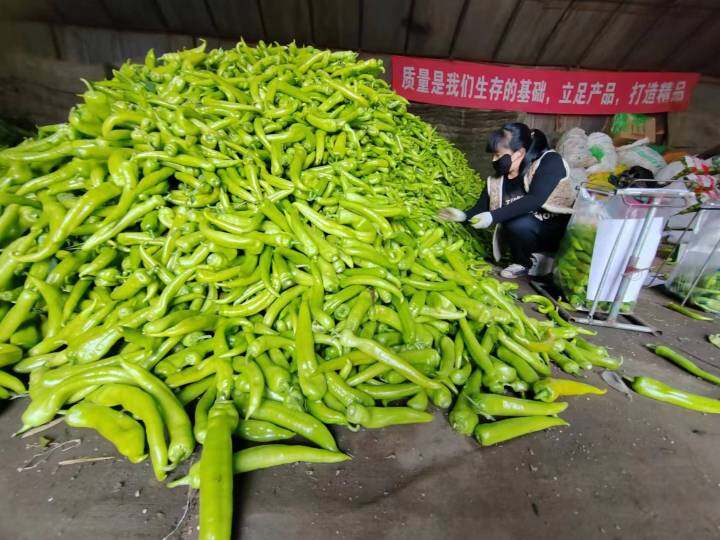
[
  {"xmin": 437, "ymin": 207, "xmax": 466, "ymax": 222},
  {"xmin": 470, "ymin": 212, "xmax": 493, "ymax": 229}
]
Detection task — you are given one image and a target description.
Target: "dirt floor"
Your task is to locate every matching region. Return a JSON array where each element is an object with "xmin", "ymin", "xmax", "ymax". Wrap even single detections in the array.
[{"xmin": 1, "ymin": 284, "xmax": 719, "ymax": 540}]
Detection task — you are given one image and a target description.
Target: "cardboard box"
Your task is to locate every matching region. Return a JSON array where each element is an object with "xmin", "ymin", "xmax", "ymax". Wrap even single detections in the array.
[{"xmin": 613, "ymin": 116, "xmax": 656, "ymax": 145}]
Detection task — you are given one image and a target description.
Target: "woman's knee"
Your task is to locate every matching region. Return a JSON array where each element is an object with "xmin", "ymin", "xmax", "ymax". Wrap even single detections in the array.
[{"xmin": 503, "ymin": 215, "xmax": 537, "ymax": 235}]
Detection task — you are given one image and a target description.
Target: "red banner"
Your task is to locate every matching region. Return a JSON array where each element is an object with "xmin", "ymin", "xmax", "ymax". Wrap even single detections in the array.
[{"xmin": 392, "ymin": 55, "xmax": 699, "ymax": 115}]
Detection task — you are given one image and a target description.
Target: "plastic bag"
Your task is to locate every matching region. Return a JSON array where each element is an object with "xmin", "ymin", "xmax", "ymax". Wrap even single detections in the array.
[
  {"xmin": 610, "ymin": 113, "xmax": 649, "ymax": 136},
  {"xmin": 553, "ymin": 189, "xmax": 605, "ymax": 310},
  {"xmin": 655, "ymin": 160, "xmax": 686, "ymax": 184},
  {"xmin": 585, "ymin": 132, "xmax": 617, "ymax": 174},
  {"xmin": 587, "ymin": 164, "xmax": 628, "ymax": 191},
  {"xmin": 666, "ymin": 210, "xmax": 720, "ymax": 313},
  {"xmin": 568, "ymin": 167, "xmax": 588, "ymax": 191},
  {"xmin": 557, "ymin": 128, "xmax": 597, "ymax": 169},
  {"xmin": 616, "ymin": 138, "xmax": 667, "ymax": 174}
]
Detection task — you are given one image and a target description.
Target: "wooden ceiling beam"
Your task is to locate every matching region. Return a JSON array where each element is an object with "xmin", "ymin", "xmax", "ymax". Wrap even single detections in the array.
[{"xmin": 490, "ymin": 0, "xmax": 524, "ymax": 62}]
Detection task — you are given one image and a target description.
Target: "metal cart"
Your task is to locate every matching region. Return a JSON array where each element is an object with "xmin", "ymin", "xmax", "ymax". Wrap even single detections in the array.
[
  {"xmin": 651, "ymin": 201, "xmax": 720, "ymax": 311},
  {"xmin": 532, "ymin": 182, "xmax": 694, "ymax": 333}
]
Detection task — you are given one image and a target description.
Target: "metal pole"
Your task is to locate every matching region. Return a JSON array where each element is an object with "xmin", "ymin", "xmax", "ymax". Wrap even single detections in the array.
[
  {"xmin": 607, "ymin": 200, "xmax": 659, "ymax": 323},
  {"xmin": 589, "ymin": 217, "xmax": 629, "ymax": 320},
  {"xmin": 649, "ymin": 210, "xmax": 700, "ymax": 287}
]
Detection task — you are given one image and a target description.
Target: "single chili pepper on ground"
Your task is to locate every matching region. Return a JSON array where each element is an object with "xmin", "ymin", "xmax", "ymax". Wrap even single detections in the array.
[
  {"xmin": 665, "ymin": 302, "xmax": 713, "ymax": 321},
  {"xmin": 631, "ymin": 375, "xmax": 720, "ymax": 414},
  {"xmin": 199, "ymin": 400, "xmax": 239, "ymax": 540},
  {"xmin": 647, "ymin": 344, "xmax": 720, "ymax": 386},
  {"xmin": 474, "ymin": 416, "xmax": 569, "ymax": 446}
]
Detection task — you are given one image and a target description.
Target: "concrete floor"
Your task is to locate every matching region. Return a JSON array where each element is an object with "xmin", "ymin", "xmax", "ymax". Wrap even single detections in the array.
[{"xmin": 1, "ymin": 285, "xmax": 719, "ymax": 540}]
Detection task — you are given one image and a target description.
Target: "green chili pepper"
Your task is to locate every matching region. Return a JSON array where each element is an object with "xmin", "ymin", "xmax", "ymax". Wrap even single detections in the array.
[
  {"xmin": 495, "ymin": 346, "xmax": 539, "ymax": 384},
  {"xmin": 241, "ymin": 359, "xmax": 265, "ymax": 419},
  {"xmin": 235, "ymin": 397, "xmax": 337, "ymax": 451},
  {"xmin": 496, "ymin": 330, "xmax": 550, "ymax": 376},
  {"xmin": 0, "ymin": 344, "xmax": 23, "ymax": 367},
  {"xmin": 236, "ymin": 419, "xmax": 295, "ymax": 441},
  {"xmin": 355, "ymin": 382, "xmax": 418, "ymax": 401},
  {"xmin": 120, "ymin": 360, "xmax": 194, "ymax": 464},
  {"xmin": 178, "ymin": 377, "xmax": 215, "ymax": 406},
  {"xmin": 474, "ymin": 416, "xmax": 569, "ymax": 446},
  {"xmin": 345, "ymin": 403, "xmax": 433, "ymax": 428},
  {"xmin": 199, "ymin": 400, "xmax": 239, "ymax": 540},
  {"xmin": 466, "ymin": 393, "xmax": 568, "ymax": 419},
  {"xmin": 547, "ymin": 350, "xmax": 581, "ymax": 375},
  {"xmin": 665, "ymin": 302, "xmax": 713, "ymax": 321},
  {"xmin": 292, "ymin": 298, "xmax": 326, "ymax": 400},
  {"xmin": 306, "ymin": 399, "xmax": 349, "ymax": 426},
  {"xmin": 65, "ymin": 402, "xmax": 147, "ymax": 463},
  {"xmin": 533, "ymin": 378, "xmax": 606, "ymax": 403},
  {"xmin": 458, "ymin": 318, "xmax": 494, "ymax": 374},
  {"xmin": 169, "ymin": 444, "xmax": 350, "ymax": 489},
  {"xmin": 407, "ymin": 390, "xmax": 429, "ymax": 411},
  {"xmin": 339, "ymin": 331, "xmax": 444, "ymax": 391},
  {"xmin": 88, "ymin": 383, "xmax": 169, "ymax": 480},
  {"xmin": 647, "ymin": 344, "xmax": 720, "ymax": 386},
  {"xmin": 193, "ymin": 385, "xmax": 216, "ymax": 444},
  {"xmin": 21, "ymin": 366, "xmax": 131, "ymax": 430},
  {"xmin": 631, "ymin": 376, "xmax": 720, "ymax": 414},
  {"xmin": 0, "ymin": 369, "xmax": 26, "ymax": 394},
  {"xmin": 449, "ymin": 369, "xmax": 483, "ymax": 436},
  {"xmin": 561, "ymin": 341, "xmax": 595, "ymax": 370}
]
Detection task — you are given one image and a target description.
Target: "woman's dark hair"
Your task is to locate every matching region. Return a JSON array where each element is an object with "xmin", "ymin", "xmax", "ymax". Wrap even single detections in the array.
[{"xmin": 486, "ymin": 122, "xmax": 549, "ymax": 176}]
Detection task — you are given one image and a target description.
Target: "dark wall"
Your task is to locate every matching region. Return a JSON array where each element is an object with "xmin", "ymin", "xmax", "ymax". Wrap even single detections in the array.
[{"xmin": 408, "ymin": 103, "xmax": 518, "ymax": 178}]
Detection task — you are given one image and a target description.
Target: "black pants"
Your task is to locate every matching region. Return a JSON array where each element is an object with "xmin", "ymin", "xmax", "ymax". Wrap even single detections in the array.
[{"xmin": 502, "ymin": 214, "xmax": 570, "ymax": 267}]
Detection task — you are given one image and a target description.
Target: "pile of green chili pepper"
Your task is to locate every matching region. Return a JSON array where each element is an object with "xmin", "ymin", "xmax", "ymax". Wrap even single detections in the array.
[
  {"xmin": 667, "ymin": 270, "xmax": 720, "ymax": 314},
  {"xmin": 0, "ymin": 41, "xmax": 618, "ymax": 539},
  {"xmin": 554, "ymin": 223, "xmax": 596, "ymax": 309}
]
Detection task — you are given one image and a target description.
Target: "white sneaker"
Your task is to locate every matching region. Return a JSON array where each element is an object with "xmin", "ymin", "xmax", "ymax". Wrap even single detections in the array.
[
  {"xmin": 529, "ymin": 253, "xmax": 554, "ymax": 277},
  {"xmin": 500, "ymin": 264, "xmax": 528, "ymax": 279}
]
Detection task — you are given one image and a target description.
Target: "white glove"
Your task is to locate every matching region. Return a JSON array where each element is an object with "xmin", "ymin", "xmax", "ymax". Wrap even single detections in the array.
[
  {"xmin": 437, "ymin": 207, "xmax": 466, "ymax": 222},
  {"xmin": 469, "ymin": 212, "xmax": 493, "ymax": 229}
]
